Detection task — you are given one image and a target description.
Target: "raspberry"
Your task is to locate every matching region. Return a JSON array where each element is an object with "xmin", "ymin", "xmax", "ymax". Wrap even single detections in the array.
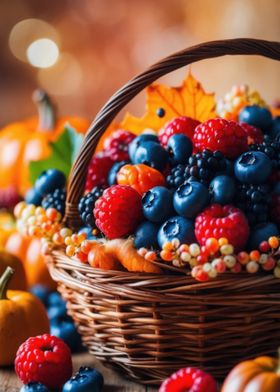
[
  {"xmin": 270, "ymin": 194, "xmax": 280, "ymax": 227},
  {"xmin": 0, "ymin": 185, "xmax": 21, "ymax": 208},
  {"xmin": 158, "ymin": 116, "xmax": 200, "ymax": 147},
  {"xmin": 159, "ymin": 367, "xmax": 218, "ymax": 392},
  {"xmin": 94, "ymin": 185, "xmax": 143, "ymax": 239},
  {"xmin": 117, "ymin": 163, "xmax": 165, "ymax": 195},
  {"xmin": 195, "ymin": 204, "xmax": 250, "ymax": 251},
  {"xmin": 42, "ymin": 188, "xmax": 66, "ymax": 216},
  {"xmin": 240, "ymin": 122, "xmax": 264, "ymax": 145},
  {"xmin": 15, "ymin": 334, "xmax": 72, "ymax": 389},
  {"xmin": 85, "ymin": 152, "xmax": 114, "ymax": 191},
  {"xmin": 103, "ymin": 129, "xmax": 136, "ymax": 161},
  {"xmin": 78, "ymin": 186, "xmax": 104, "ymax": 227},
  {"xmin": 193, "ymin": 118, "xmax": 248, "ymax": 159}
]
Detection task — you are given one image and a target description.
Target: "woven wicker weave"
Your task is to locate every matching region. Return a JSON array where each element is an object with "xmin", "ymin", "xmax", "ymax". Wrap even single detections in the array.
[{"xmin": 48, "ymin": 38, "xmax": 280, "ymax": 385}]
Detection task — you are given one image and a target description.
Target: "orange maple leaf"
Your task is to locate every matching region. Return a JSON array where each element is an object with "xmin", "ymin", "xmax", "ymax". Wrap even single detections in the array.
[{"xmin": 120, "ymin": 72, "xmax": 216, "ymax": 134}]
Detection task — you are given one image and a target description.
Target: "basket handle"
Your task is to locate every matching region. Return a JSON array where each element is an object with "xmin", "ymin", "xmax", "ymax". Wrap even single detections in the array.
[{"xmin": 65, "ymin": 38, "xmax": 280, "ymax": 228}]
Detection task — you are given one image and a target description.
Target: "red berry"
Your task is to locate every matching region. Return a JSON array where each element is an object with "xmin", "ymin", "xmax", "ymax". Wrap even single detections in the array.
[
  {"xmin": 158, "ymin": 116, "xmax": 200, "ymax": 147},
  {"xmin": 0, "ymin": 185, "xmax": 21, "ymax": 208},
  {"xmin": 94, "ymin": 185, "xmax": 143, "ymax": 239},
  {"xmin": 15, "ymin": 334, "xmax": 72, "ymax": 389},
  {"xmin": 195, "ymin": 204, "xmax": 250, "ymax": 252},
  {"xmin": 103, "ymin": 129, "xmax": 136, "ymax": 161},
  {"xmin": 270, "ymin": 194, "xmax": 280, "ymax": 226},
  {"xmin": 159, "ymin": 367, "xmax": 218, "ymax": 392},
  {"xmin": 193, "ymin": 118, "xmax": 248, "ymax": 159},
  {"xmin": 85, "ymin": 152, "xmax": 114, "ymax": 191},
  {"xmin": 239, "ymin": 122, "xmax": 264, "ymax": 145},
  {"xmin": 259, "ymin": 241, "xmax": 270, "ymax": 253}
]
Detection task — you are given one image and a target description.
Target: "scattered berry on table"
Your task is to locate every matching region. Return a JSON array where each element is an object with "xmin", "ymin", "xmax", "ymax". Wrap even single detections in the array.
[
  {"xmin": 20, "ymin": 382, "xmax": 50, "ymax": 392},
  {"xmin": 15, "ymin": 334, "xmax": 72, "ymax": 389},
  {"xmin": 234, "ymin": 151, "xmax": 272, "ymax": 184},
  {"xmin": 133, "ymin": 140, "xmax": 169, "ymax": 171},
  {"xmin": 247, "ymin": 222, "xmax": 279, "ymax": 250},
  {"xmin": 142, "ymin": 186, "xmax": 174, "ymax": 223},
  {"xmin": 117, "ymin": 163, "xmax": 165, "ymax": 195},
  {"xmin": 108, "ymin": 161, "xmax": 129, "ymax": 185},
  {"xmin": 94, "ymin": 185, "xmax": 143, "ymax": 239},
  {"xmin": 78, "ymin": 187, "xmax": 104, "ymax": 228},
  {"xmin": 159, "ymin": 367, "xmax": 218, "ymax": 392},
  {"xmin": 62, "ymin": 367, "xmax": 104, "ymax": 392},
  {"xmin": 238, "ymin": 104, "xmax": 273, "ymax": 132},
  {"xmin": 158, "ymin": 116, "xmax": 200, "ymax": 147},
  {"xmin": 35, "ymin": 169, "xmax": 66, "ymax": 197},
  {"xmin": 128, "ymin": 134, "xmax": 159, "ymax": 161},
  {"xmin": 42, "ymin": 188, "xmax": 66, "ymax": 216},
  {"xmin": 193, "ymin": 118, "xmax": 248, "ymax": 159},
  {"xmin": 103, "ymin": 129, "xmax": 136, "ymax": 161},
  {"xmin": 240, "ymin": 122, "xmax": 264, "ymax": 145},
  {"xmin": 50, "ymin": 320, "xmax": 83, "ymax": 353},
  {"xmin": 134, "ymin": 221, "xmax": 160, "ymax": 249},
  {"xmin": 210, "ymin": 175, "xmax": 236, "ymax": 205},
  {"xmin": 158, "ymin": 216, "xmax": 195, "ymax": 248},
  {"xmin": 195, "ymin": 204, "xmax": 250, "ymax": 251},
  {"xmin": 167, "ymin": 134, "xmax": 193, "ymax": 166},
  {"xmin": 173, "ymin": 181, "xmax": 209, "ymax": 219},
  {"xmin": 85, "ymin": 152, "xmax": 114, "ymax": 191}
]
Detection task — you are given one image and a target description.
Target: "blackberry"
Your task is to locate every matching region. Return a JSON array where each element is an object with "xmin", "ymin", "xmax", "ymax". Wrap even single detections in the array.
[
  {"xmin": 78, "ymin": 186, "xmax": 104, "ymax": 227},
  {"xmin": 235, "ymin": 183, "xmax": 271, "ymax": 225},
  {"xmin": 250, "ymin": 137, "xmax": 280, "ymax": 169},
  {"xmin": 42, "ymin": 188, "xmax": 66, "ymax": 216},
  {"xmin": 166, "ymin": 149, "xmax": 227, "ymax": 189}
]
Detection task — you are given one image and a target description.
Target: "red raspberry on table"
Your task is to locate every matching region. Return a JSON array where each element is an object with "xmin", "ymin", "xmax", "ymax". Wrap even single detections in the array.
[
  {"xmin": 270, "ymin": 194, "xmax": 280, "ymax": 226},
  {"xmin": 85, "ymin": 152, "xmax": 114, "ymax": 191},
  {"xmin": 240, "ymin": 122, "xmax": 264, "ymax": 145},
  {"xmin": 15, "ymin": 334, "xmax": 72, "ymax": 389},
  {"xmin": 159, "ymin": 367, "xmax": 218, "ymax": 392},
  {"xmin": 193, "ymin": 118, "xmax": 248, "ymax": 159},
  {"xmin": 158, "ymin": 116, "xmax": 200, "ymax": 147},
  {"xmin": 103, "ymin": 129, "xmax": 136, "ymax": 161},
  {"xmin": 94, "ymin": 185, "xmax": 143, "ymax": 239},
  {"xmin": 195, "ymin": 204, "xmax": 250, "ymax": 251}
]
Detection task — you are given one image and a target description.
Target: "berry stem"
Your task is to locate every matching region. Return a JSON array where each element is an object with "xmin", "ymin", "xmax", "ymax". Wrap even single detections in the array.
[
  {"xmin": 33, "ymin": 89, "xmax": 56, "ymax": 131},
  {"xmin": 0, "ymin": 267, "xmax": 14, "ymax": 300}
]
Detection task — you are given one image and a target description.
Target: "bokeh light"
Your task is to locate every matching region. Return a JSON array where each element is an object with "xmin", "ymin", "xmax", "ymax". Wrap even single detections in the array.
[{"xmin": 27, "ymin": 38, "xmax": 59, "ymax": 68}]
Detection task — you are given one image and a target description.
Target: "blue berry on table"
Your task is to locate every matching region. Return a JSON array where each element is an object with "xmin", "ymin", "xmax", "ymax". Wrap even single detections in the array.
[
  {"xmin": 35, "ymin": 169, "xmax": 66, "ymax": 196},
  {"xmin": 167, "ymin": 134, "xmax": 193, "ymax": 166},
  {"xmin": 42, "ymin": 188, "xmax": 66, "ymax": 215},
  {"xmin": 78, "ymin": 187, "xmax": 104, "ymax": 228},
  {"xmin": 234, "ymin": 151, "xmax": 272, "ymax": 184},
  {"xmin": 30, "ymin": 285, "xmax": 50, "ymax": 307},
  {"xmin": 51, "ymin": 319, "xmax": 83, "ymax": 353},
  {"xmin": 173, "ymin": 181, "xmax": 209, "ymax": 219},
  {"xmin": 142, "ymin": 186, "xmax": 174, "ymax": 223},
  {"xmin": 157, "ymin": 216, "xmax": 195, "ymax": 248},
  {"xmin": 238, "ymin": 105, "xmax": 273, "ymax": 133},
  {"xmin": 133, "ymin": 140, "xmax": 169, "ymax": 171},
  {"xmin": 108, "ymin": 160, "xmax": 129, "ymax": 185},
  {"xmin": 20, "ymin": 382, "xmax": 49, "ymax": 392},
  {"xmin": 134, "ymin": 221, "xmax": 160, "ymax": 249},
  {"xmin": 128, "ymin": 134, "xmax": 159, "ymax": 161},
  {"xmin": 62, "ymin": 367, "xmax": 104, "ymax": 392},
  {"xmin": 210, "ymin": 175, "xmax": 236, "ymax": 205}
]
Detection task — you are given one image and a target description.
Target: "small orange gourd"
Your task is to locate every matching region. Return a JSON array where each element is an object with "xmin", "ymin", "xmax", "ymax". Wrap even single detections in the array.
[
  {"xmin": 0, "ymin": 90, "xmax": 89, "ymax": 196},
  {"xmin": 0, "ymin": 267, "xmax": 49, "ymax": 366},
  {"xmin": 0, "ymin": 251, "xmax": 27, "ymax": 290}
]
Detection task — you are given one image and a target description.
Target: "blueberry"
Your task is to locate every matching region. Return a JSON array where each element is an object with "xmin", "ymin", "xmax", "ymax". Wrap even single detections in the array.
[
  {"xmin": 247, "ymin": 222, "xmax": 279, "ymax": 250},
  {"xmin": 167, "ymin": 134, "xmax": 193, "ymax": 166},
  {"xmin": 62, "ymin": 367, "xmax": 104, "ymax": 392},
  {"xmin": 20, "ymin": 382, "xmax": 49, "ymax": 392},
  {"xmin": 47, "ymin": 291, "xmax": 65, "ymax": 308},
  {"xmin": 234, "ymin": 151, "xmax": 272, "ymax": 184},
  {"xmin": 78, "ymin": 227, "xmax": 99, "ymax": 240},
  {"xmin": 210, "ymin": 175, "xmax": 236, "ymax": 205},
  {"xmin": 25, "ymin": 188, "xmax": 43, "ymax": 206},
  {"xmin": 30, "ymin": 285, "xmax": 50, "ymax": 307},
  {"xmin": 173, "ymin": 181, "xmax": 209, "ymax": 218},
  {"xmin": 51, "ymin": 320, "xmax": 83, "ymax": 352},
  {"xmin": 47, "ymin": 303, "xmax": 69, "ymax": 322},
  {"xmin": 133, "ymin": 141, "xmax": 168, "ymax": 171},
  {"xmin": 128, "ymin": 134, "xmax": 159, "ymax": 161},
  {"xmin": 134, "ymin": 221, "xmax": 160, "ymax": 249},
  {"xmin": 239, "ymin": 105, "xmax": 273, "ymax": 132},
  {"xmin": 157, "ymin": 216, "xmax": 196, "ymax": 248},
  {"xmin": 35, "ymin": 169, "xmax": 66, "ymax": 196},
  {"xmin": 108, "ymin": 160, "xmax": 129, "ymax": 185},
  {"xmin": 142, "ymin": 186, "xmax": 174, "ymax": 223},
  {"xmin": 270, "ymin": 116, "xmax": 280, "ymax": 141}
]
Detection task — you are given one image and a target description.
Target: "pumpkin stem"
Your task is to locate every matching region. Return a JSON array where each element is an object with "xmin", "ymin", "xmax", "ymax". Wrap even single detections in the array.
[
  {"xmin": 33, "ymin": 89, "xmax": 56, "ymax": 131},
  {"xmin": 0, "ymin": 267, "xmax": 14, "ymax": 300}
]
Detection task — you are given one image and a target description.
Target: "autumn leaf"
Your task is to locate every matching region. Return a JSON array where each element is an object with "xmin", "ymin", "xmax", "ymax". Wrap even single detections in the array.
[{"xmin": 120, "ymin": 72, "xmax": 216, "ymax": 134}]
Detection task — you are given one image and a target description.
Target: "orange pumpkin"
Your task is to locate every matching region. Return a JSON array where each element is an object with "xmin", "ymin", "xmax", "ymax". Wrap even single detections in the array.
[
  {"xmin": 222, "ymin": 354, "xmax": 280, "ymax": 392},
  {"xmin": 4, "ymin": 231, "xmax": 56, "ymax": 290},
  {"xmin": 0, "ymin": 251, "xmax": 27, "ymax": 290},
  {"xmin": 0, "ymin": 89, "xmax": 89, "ymax": 196}
]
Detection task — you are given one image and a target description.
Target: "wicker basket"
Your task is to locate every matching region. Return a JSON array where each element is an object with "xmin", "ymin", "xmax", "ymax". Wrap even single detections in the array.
[{"xmin": 48, "ymin": 38, "xmax": 280, "ymax": 385}]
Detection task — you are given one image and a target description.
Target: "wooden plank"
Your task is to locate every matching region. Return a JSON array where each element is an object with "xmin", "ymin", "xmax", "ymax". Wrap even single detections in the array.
[{"xmin": 0, "ymin": 353, "xmax": 158, "ymax": 392}]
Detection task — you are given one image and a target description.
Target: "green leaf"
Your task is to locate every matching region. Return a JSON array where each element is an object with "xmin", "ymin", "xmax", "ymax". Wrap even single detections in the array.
[{"xmin": 29, "ymin": 124, "xmax": 84, "ymax": 184}]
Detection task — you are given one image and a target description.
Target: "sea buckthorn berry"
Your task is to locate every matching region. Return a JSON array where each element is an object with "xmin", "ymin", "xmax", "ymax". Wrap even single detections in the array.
[
  {"xmin": 179, "ymin": 244, "xmax": 189, "ymax": 253},
  {"xmin": 66, "ymin": 245, "xmax": 75, "ymax": 257},
  {"xmin": 208, "ymin": 268, "xmax": 218, "ymax": 279},
  {"xmin": 46, "ymin": 208, "xmax": 58, "ymax": 221},
  {"xmin": 268, "ymin": 236, "xmax": 279, "ymax": 249},
  {"xmin": 231, "ymin": 262, "xmax": 242, "ymax": 273},
  {"xmin": 249, "ymin": 250, "xmax": 260, "ymax": 261},
  {"xmin": 262, "ymin": 257, "xmax": 276, "ymax": 271},
  {"xmin": 52, "ymin": 233, "xmax": 64, "ymax": 245},
  {"xmin": 189, "ymin": 258, "xmax": 198, "ymax": 267},
  {"xmin": 180, "ymin": 252, "xmax": 191, "ymax": 262},
  {"xmin": 259, "ymin": 254, "xmax": 268, "ymax": 264},
  {"xmin": 160, "ymin": 250, "xmax": 173, "ymax": 262},
  {"xmin": 71, "ymin": 234, "xmax": 81, "ymax": 246},
  {"xmin": 35, "ymin": 206, "xmax": 45, "ymax": 216},
  {"xmin": 205, "ymin": 238, "xmax": 219, "ymax": 254},
  {"xmin": 224, "ymin": 255, "xmax": 236, "ymax": 268},
  {"xmin": 218, "ymin": 237, "xmax": 229, "ymax": 246},
  {"xmin": 14, "ymin": 201, "xmax": 27, "ymax": 218},
  {"xmin": 237, "ymin": 251, "xmax": 249, "ymax": 265},
  {"xmin": 138, "ymin": 247, "xmax": 148, "ymax": 257},
  {"xmin": 246, "ymin": 261, "xmax": 259, "ymax": 273},
  {"xmin": 172, "ymin": 259, "xmax": 182, "ymax": 267},
  {"xmin": 196, "ymin": 269, "xmax": 210, "ymax": 282},
  {"xmin": 220, "ymin": 244, "xmax": 234, "ymax": 255},
  {"xmin": 162, "ymin": 242, "xmax": 174, "ymax": 251},
  {"xmin": 145, "ymin": 251, "xmax": 157, "ymax": 261},
  {"xmin": 28, "ymin": 226, "xmax": 40, "ymax": 236},
  {"xmin": 212, "ymin": 258, "xmax": 226, "ymax": 273},
  {"xmin": 202, "ymin": 263, "xmax": 212, "ymax": 272},
  {"xmin": 189, "ymin": 243, "xmax": 200, "ymax": 257},
  {"xmin": 75, "ymin": 251, "xmax": 88, "ymax": 263},
  {"xmin": 81, "ymin": 240, "xmax": 92, "ymax": 254},
  {"xmin": 37, "ymin": 214, "xmax": 48, "ymax": 223},
  {"xmin": 274, "ymin": 266, "xmax": 280, "ymax": 278},
  {"xmin": 65, "ymin": 236, "xmax": 72, "ymax": 246},
  {"xmin": 78, "ymin": 232, "xmax": 87, "ymax": 242},
  {"xmin": 41, "ymin": 241, "xmax": 54, "ymax": 255},
  {"xmin": 197, "ymin": 254, "xmax": 208, "ymax": 264},
  {"xmin": 259, "ymin": 241, "xmax": 270, "ymax": 253},
  {"xmin": 60, "ymin": 228, "xmax": 72, "ymax": 238},
  {"xmin": 171, "ymin": 238, "xmax": 180, "ymax": 249}
]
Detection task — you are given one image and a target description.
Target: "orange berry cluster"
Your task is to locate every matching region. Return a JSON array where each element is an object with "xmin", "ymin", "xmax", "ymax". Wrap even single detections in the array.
[{"xmin": 63, "ymin": 232, "xmax": 93, "ymax": 263}]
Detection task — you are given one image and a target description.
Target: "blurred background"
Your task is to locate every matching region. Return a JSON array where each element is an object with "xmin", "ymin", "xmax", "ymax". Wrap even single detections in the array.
[{"xmin": 0, "ymin": 0, "xmax": 279, "ymax": 127}]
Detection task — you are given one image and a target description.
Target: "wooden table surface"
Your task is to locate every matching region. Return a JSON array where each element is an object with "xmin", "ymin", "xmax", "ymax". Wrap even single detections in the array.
[{"xmin": 0, "ymin": 353, "xmax": 158, "ymax": 392}]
